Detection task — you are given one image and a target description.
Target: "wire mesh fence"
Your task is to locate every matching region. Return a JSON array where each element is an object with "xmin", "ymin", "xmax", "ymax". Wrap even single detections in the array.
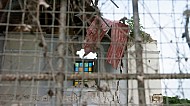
[{"xmin": 0, "ymin": 0, "xmax": 190, "ymax": 106}]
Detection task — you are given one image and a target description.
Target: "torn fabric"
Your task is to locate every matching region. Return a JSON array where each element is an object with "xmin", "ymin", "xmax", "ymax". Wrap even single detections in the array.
[
  {"xmin": 106, "ymin": 22, "xmax": 129, "ymax": 68},
  {"xmin": 84, "ymin": 16, "xmax": 129, "ymax": 69}
]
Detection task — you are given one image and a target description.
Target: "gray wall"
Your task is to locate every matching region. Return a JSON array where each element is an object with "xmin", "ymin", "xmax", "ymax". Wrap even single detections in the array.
[{"xmin": 0, "ymin": 32, "xmax": 58, "ymax": 106}]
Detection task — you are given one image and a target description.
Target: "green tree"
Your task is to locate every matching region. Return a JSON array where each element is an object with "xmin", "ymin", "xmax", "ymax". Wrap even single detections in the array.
[
  {"xmin": 163, "ymin": 96, "xmax": 190, "ymax": 104},
  {"xmin": 126, "ymin": 16, "xmax": 153, "ymax": 45}
]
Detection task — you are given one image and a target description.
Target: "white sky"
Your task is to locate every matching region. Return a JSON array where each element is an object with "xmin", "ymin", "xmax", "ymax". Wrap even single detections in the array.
[{"xmin": 98, "ymin": 0, "xmax": 190, "ymax": 99}]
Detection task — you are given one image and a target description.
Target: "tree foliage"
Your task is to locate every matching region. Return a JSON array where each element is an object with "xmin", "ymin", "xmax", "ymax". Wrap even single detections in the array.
[
  {"xmin": 126, "ymin": 16, "xmax": 154, "ymax": 47},
  {"xmin": 163, "ymin": 96, "xmax": 190, "ymax": 104}
]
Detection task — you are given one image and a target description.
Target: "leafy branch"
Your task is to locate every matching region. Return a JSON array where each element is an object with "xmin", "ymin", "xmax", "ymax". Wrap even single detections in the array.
[{"xmin": 126, "ymin": 16, "xmax": 153, "ymax": 44}]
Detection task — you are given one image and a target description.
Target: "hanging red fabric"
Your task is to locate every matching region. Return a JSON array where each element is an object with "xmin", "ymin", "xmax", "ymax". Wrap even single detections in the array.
[
  {"xmin": 84, "ymin": 16, "xmax": 129, "ymax": 69},
  {"xmin": 106, "ymin": 22, "xmax": 129, "ymax": 68},
  {"xmin": 84, "ymin": 16, "xmax": 112, "ymax": 54}
]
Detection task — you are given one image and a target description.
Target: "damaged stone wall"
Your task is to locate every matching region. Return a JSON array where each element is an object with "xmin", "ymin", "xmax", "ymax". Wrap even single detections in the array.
[{"xmin": 127, "ymin": 41, "xmax": 162, "ymax": 105}]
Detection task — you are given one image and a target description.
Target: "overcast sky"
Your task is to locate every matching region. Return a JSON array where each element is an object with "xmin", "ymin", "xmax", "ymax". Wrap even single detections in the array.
[{"xmin": 98, "ymin": 0, "xmax": 190, "ymax": 99}]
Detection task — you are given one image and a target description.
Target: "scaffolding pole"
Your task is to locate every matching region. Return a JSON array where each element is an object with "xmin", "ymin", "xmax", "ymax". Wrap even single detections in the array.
[
  {"xmin": 56, "ymin": 0, "xmax": 67, "ymax": 106},
  {"xmin": 1, "ymin": 73, "xmax": 190, "ymax": 81},
  {"xmin": 132, "ymin": 0, "xmax": 146, "ymax": 105}
]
